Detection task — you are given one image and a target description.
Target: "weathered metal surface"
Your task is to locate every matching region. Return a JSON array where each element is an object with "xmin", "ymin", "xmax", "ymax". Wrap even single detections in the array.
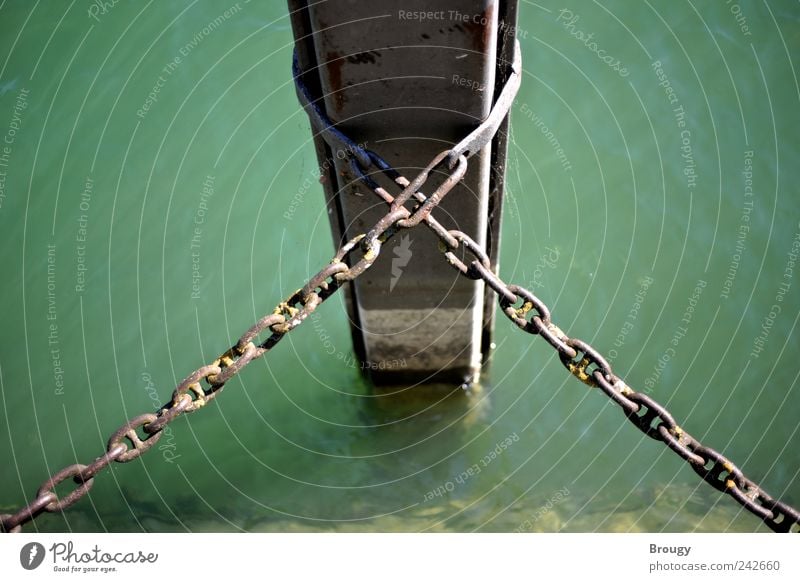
[{"xmin": 289, "ymin": 0, "xmax": 519, "ymax": 384}]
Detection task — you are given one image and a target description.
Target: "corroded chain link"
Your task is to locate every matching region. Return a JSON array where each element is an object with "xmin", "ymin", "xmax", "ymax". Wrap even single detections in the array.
[{"xmin": 353, "ymin": 147, "xmax": 800, "ymax": 533}]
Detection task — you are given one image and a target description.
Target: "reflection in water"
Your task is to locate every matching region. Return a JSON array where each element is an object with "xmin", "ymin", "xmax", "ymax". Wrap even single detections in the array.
[
  {"xmin": 357, "ymin": 382, "xmax": 490, "ymax": 430},
  {"xmin": 44, "ymin": 384, "xmax": 761, "ymax": 533}
]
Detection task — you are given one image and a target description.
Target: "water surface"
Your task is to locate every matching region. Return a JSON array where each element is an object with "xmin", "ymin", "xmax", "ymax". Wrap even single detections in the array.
[{"xmin": 0, "ymin": 0, "xmax": 798, "ymax": 532}]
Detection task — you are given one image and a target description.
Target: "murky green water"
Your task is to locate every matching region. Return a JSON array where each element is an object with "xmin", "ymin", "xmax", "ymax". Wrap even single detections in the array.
[{"xmin": 1, "ymin": 1, "xmax": 798, "ymax": 532}]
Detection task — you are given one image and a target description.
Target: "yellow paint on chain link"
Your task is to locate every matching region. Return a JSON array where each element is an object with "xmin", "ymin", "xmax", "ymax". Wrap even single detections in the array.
[
  {"xmin": 237, "ymin": 340, "xmax": 255, "ymax": 355},
  {"xmin": 191, "ymin": 394, "xmax": 206, "ymax": 409},
  {"xmin": 568, "ymin": 356, "xmax": 597, "ymax": 387},
  {"xmin": 169, "ymin": 391, "xmax": 193, "ymax": 412},
  {"xmin": 206, "ymin": 350, "xmax": 237, "ymax": 386},
  {"xmin": 271, "ymin": 294, "xmax": 303, "ymax": 335},
  {"xmin": 516, "ymin": 301, "xmax": 533, "ymax": 318},
  {"xmin": 274, "ymin": 298, "xmax": 301, "ymax": 319}
]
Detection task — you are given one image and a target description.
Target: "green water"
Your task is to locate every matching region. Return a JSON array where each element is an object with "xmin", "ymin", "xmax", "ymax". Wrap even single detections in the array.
[{"xmin": 1, "ymin": 1, "xmax": 798, "ymax": 533}]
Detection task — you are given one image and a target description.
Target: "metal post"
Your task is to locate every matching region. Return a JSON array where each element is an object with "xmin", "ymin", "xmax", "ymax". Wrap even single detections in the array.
[{"xmin": 289, "ymin": 0, "xmax": 518, "ymax": 385}]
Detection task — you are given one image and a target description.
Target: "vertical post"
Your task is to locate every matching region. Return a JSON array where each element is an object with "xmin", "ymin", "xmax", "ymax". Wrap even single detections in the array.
[{"xmin": 289, "ymin": 0, "xmax": 518, "ymax": 385}]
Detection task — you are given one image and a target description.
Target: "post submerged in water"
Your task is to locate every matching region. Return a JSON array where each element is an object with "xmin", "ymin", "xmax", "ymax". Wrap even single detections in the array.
[{"xmin": 288, "ymin": 0, "xmax": 518, "ymax": 385}]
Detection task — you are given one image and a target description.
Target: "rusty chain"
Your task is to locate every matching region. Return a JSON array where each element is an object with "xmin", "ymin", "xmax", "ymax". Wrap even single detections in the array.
[
  {"xmin": 0, "ymin": 40, "xmax": 520, "ymax": 534},
  {"xmin": 4, "ymin": 39, "xmax": 798, "ymax": 534},
  {"xmin": 355, "ymin": 150, "xmax": 800, "ymax": 533},
  {"xmin": 0, "ymin": 135, "xmax": 468, "ymax": 535},
  {"xmin": 337, "ymin": 44, "xmax": 798, "ymax": 532},
  {"xmin": 0, "ymin": 149, "xmax": 468, "ymax": 532}
]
